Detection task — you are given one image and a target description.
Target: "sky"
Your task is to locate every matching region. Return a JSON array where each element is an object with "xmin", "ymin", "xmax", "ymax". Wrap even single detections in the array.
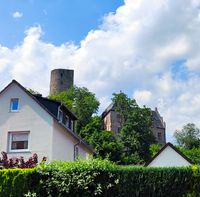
[{"xmin": 1, "ymin": 0, "xmax": 200, "ymax": 142}]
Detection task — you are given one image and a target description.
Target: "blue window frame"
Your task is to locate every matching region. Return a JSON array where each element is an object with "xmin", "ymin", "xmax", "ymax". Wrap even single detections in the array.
[{"xmin": 10, "ymin": 98, "xmax": 19, "ymax": 112}]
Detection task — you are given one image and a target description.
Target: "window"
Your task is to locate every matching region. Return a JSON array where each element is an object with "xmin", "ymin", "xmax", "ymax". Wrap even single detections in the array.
[
  {"xmin": 10, "ymin": 98, "xmax": 19, "ymax": 112},
  {"xmin": 70, "ymin": 120, "xmax": 74, "ymax": 131},
  {"xmin": 58, "ymin": 110, "xmax": 63, "ymax": 122},
  {"xmin": 8, "ymin": 132, "xmax": 29, "ymax": 152},
  {"xmin": 157, "ymin": 132, "xmax": 162, "ymax": 140},
  {"xmin": 63, "ymin": 115, "xmax": 69, "ymax": 127},
  {"xmin": 74, "ymin": 146, "xmax": 79, "ymax": 160},
  {"xmin": 116, "ymin": 114, "xmax": 121, "ymax": 123}
]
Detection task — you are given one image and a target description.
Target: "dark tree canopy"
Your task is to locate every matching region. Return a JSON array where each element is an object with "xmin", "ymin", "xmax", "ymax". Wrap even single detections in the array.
[
  {"xmin": 50, "ymin": 89, "xmax": 156, "ymax": 165},
  {"xmin": 80, "ymin": 116, "xmax": 122, "ymax": 162},
  {"xmin": 49, "ymin": 86, "xmax": 100, "ymax": 133},
  {"xmin": 112, "ymin": 92, "xmax": 155, "ymax": 164},
  {"xmin": 174, "ymin": 123, "xmax": 200, "ymax": 149}
]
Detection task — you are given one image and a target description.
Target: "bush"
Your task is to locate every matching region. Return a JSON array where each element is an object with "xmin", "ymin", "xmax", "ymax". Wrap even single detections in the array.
[
  {"xmin": 38, "ymin": 159, "xmax": 200, "ymax": 197},
  {"xmin": 0, "ymin": 152, "xmax": 46, "ymax": 169},
  {"xmin": 1, "ymin": 159, "xmax": 200, "ymax": 196},
  {"xmin": 38, "ymin": 159, "xmax": 119, "ymax": 197},
  {"xmin": 0, "ymin": 168, "xmax": 39, "ymax": 197}
]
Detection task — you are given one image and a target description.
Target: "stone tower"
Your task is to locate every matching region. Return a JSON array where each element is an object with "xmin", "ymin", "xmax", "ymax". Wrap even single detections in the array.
[{"xmin": 50, "ymin": 69, "xmax": 74, "ymax": 95}]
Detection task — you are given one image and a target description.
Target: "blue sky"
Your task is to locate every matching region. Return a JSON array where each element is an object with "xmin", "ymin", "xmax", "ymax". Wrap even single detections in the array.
[
  {"xmin": 1, "ymin": 0, "xmax": 200, "ymax": 142},
  {"xmin": 0, "ymin": 0, "xmax": 123, "ymax": 47}
]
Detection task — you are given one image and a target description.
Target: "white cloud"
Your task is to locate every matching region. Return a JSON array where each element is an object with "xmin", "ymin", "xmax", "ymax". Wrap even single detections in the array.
[
  {"xmin": 12, "ymin": 11, "xmax": 23, "ymax": 18},
  {"xmin": 1, "ymin": 0, "xmax": 200, "ymax": 141},
  {"xmin": 134, "ymin": 90, "xmax": 152, "ymax": 106}
]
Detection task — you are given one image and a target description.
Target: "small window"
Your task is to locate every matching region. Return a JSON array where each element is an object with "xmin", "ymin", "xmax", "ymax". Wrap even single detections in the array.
[
  {"xmin": 116, "ymin": 114, "xmax": 121, "ymax": 123},
  {"xmin": 70, "ymin": 120, "xmax": 74, "ymax": 131},
  {"xmin": 8, "ymin": 132, "xmax": 29, "ymax": 152},
  {"xmin": 74, "ymin": 146, "xmax": 79, "ymax": 160},
  {"xmin": 157, "ymin": 132, "xmax": 162, "ymax": 140},
  {"xmin": 58, "ymin": 110, "xmax": 63, "ymax": 122},
  {"xmin": 10, "ymin": 98, "xmax": 19, "ymax": 112},
  {"xmin": 117, "ymin": 127, "xmax": 121, "ymax": 134},
  {"xmin": 63, "ymin": 115, "xmax": 69, "ymax": 127}
]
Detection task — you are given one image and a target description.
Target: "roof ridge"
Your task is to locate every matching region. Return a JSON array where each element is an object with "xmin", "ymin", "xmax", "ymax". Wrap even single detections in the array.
[{"xmin": 145, "ymin": 142, "xmax": 193, "ymax": 166}]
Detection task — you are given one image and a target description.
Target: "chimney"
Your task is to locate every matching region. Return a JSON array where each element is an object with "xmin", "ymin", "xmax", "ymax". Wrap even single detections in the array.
[{"xmin": 50, "ymin": 69, "xmax": 74, "ymax": 95}]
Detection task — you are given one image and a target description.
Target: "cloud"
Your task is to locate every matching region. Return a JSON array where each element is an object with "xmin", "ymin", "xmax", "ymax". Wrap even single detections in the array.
[
  {"xmin": 1, "ymin": 0, "xmax": 200, "ymax": 141},
  {"xmin": 133, "ymin": 90, "xmax": 152, "ymax": 106},
  {"xmin": 12, "ymin": 11, "xmax": 23, "ymax": 18}
]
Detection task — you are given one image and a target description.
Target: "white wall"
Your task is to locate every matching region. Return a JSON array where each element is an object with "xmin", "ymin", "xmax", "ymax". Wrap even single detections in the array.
[
  {"xmin": 0, "ymin": 83, "xmax": 53, "ymax": 161},
  {"xmin": 52, "ymin": 120, "xmax": 92, "ymax": 161},
  {"xmin": 148, "ymin": 146, "xmax": 191, "ymax": 167},
  {"xmin": 52, "ymin": 121, "xmax": 75, "ymax": 161}
]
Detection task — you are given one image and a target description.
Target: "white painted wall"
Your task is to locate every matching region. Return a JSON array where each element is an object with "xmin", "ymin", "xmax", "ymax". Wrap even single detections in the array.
[
  {"xmin": 147, "ymin": 146, "xmax": 191, "ymax": 167},
  {"xmin": 78, "ymin": 144, "xmax": 90, "ymax": 159},
  {"xmin": 52, "ymin": 120, "xmax": 92, "ymax": 161},
  {"xmin": 52, "ymin": 121, "xmax": 75, "ymax": 161},
  {"xmin": 0, "ymin": 83, "xmax": 53, "ymax": 161}
]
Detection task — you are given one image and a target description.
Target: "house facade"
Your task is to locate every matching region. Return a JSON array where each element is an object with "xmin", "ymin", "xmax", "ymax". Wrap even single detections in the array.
[
  {"xmin": 0, "ymin": 80, "xmax": 93, "ymax": 161},
  {"xmin": 102, "ymin": 103, "xmax": 166, "ymax": 146}
]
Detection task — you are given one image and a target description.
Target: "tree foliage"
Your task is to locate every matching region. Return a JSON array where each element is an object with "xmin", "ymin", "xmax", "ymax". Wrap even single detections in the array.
[
  {"xmin": 177, "ymin": 146, "xmax": 200, "ymax": 164},
  {"xmin": 50, "ymin": 89, "xmax": 156, "ymax": 164},
  {"xmin": 112, "ymin": 92, "xmax": 155, "ymax": 164},
  {"xmin": 174, "ymin": 123, "xmax": 200, "ymax": 149},
  {"xmin": 149, "ymin": 144, "xmax": 161, "ymax": 157},
  {"xmin": 80, "ymin": 116, "xmax": 122, "ymax": 162},
  {"xmin": 49, "ymin": 86, "xmax": 100, "ymax": 133}
]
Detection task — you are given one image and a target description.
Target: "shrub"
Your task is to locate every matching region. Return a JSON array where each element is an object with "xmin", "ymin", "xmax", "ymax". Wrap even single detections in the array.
[
  {"xmin": 38, "ymin": 159, "xmax": 119, "ymax": 197},
  {"xmin": 1, "ymin": 159, "xmax": 200, "ymax": 196},
  {"xmin": 0, "ymin": 152, "xmax": 47, "ymax": 169},
  {"xmin": 0, "ymin": 168, "xmax": 39, "ymax": 197},
  {"xmin": 37, "ymin": 159, "xmax": 200, "ymax": 197}
]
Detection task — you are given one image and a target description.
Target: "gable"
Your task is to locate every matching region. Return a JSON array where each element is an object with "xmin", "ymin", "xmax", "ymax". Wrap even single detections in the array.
[
  {"xmin": 0, "ymin": 80, "xmax": 94, "ymax": 154},
  {"xmin": 147, "ymin": 143, "xmax": 192, "ymax": 167},
  {"xmin": 0, "ymin": 81, "xmax": 54, "ymax": 125},
  {"xmin": 0, "ymin": 81, "xmax": 54, "ymax": 121}
]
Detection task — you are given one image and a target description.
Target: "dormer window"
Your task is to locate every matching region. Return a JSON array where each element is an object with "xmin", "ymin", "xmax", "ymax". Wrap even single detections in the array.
[
  {"xmin": 58, "ymin": 109, "xmax": 63, "ymax": 122},
  {"xmin": 63, "ymin": 115, "xmax": 69, "ymax": 127},
  {"xmin": 10, "ymin": 98, "xmax": 19, "ymax": 112}
]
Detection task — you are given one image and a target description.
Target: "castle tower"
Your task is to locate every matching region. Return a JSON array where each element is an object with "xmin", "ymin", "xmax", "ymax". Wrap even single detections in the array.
[{"xmin": 50, "ymin": 69, "xmax": 74, "ymax": 95}]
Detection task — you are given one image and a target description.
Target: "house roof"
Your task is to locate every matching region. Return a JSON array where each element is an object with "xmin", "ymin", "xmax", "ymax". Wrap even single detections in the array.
[
  {"xmin": 33, "ymin": 95, "xmax": 77, "ymax": 120},
  {"xmin": 145, "ymin": 142, "xmax": 193, "ymax": 166},
  {"xmin": 101, "ymin": 102, "xmax": 115, "ymax": 118},
  {"xmin": 0, "ymin": 80, "xmax": 94, "ymax": 153}
]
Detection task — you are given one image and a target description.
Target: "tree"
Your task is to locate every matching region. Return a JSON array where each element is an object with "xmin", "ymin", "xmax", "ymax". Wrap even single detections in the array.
[
  {"xmin": 174, "ymin": 123, "xmax": 200, "ymax": 149},
  {"xmin": 27, "ymin": 88, "xmax": 41, "ymax": 95},
  {"xmin": 177, "ymin": 146, "xmax": 200, "ymax": 164},
  {"xmin": 80, "ymin": 116, "xmax": 122, "ymax": 162},
  {"xmin": 149, "ymin": 144, "xmax": 161, "ymax": 157},
  {"xmin": 112, "ymin": 92, "xmax": 155, "ymax": 164},
  {"xmin": 49, "ymin": 86, "xmax": 100, "ymax": 133}
]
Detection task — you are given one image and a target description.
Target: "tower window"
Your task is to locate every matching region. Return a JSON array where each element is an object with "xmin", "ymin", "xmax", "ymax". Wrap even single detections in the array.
[{"xmin": 157, "ymin": 132, "xmax": 162, "ymax": 140}]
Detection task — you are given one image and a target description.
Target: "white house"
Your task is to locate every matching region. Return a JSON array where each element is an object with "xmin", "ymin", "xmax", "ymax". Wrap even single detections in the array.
[
  {"xmin": 146, "ymin": 143, "xmax": 193, "ymax": 167},
  {"xmin": 0, "ymin": 80, "xmax": 94, "ymax": 161}
]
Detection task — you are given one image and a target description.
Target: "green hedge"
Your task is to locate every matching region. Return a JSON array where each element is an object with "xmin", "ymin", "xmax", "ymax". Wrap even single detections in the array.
[
  {"xmin": 38, "ymin": 160, "xmax": 200, "ymax": 197},
  {"xmin": 1, "ymin": 160, "xmax": 200, "ymax": 197},
  {"xmin": 0, "ymin": 168, "xmax": 39, "ymax": 197}
]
